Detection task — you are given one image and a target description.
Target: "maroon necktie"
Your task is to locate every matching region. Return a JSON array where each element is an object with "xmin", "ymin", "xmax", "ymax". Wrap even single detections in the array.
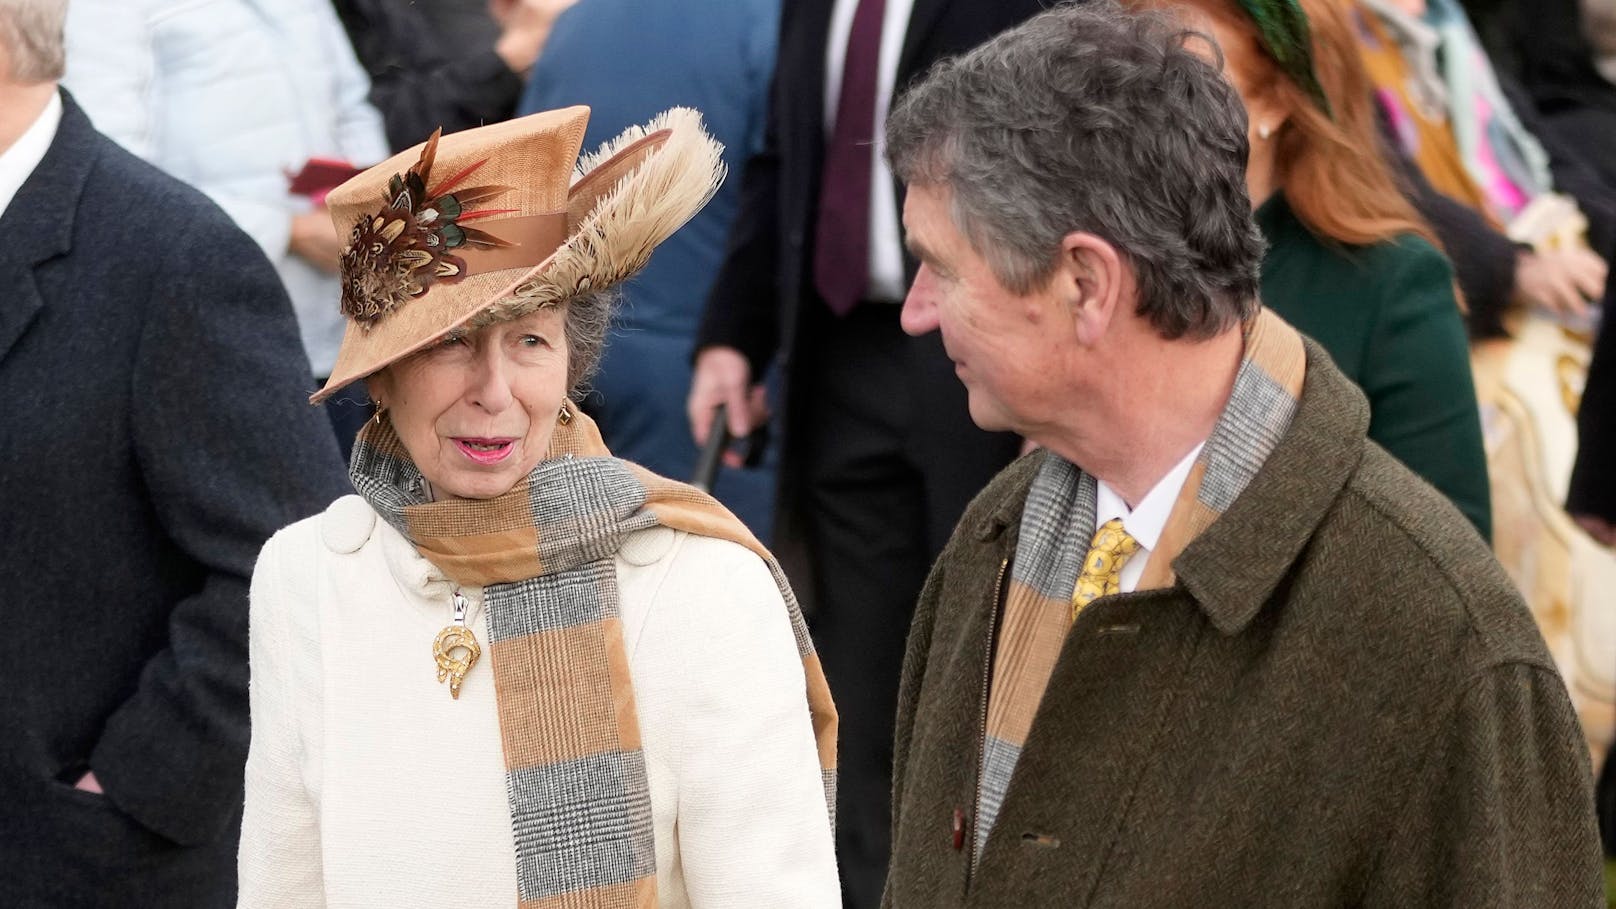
[{"xmin": 814, "ymin": 0, "xmax": 887, "ymax": 316}]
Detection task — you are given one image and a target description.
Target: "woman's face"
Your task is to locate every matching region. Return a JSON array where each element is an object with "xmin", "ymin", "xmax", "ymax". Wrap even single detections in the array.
[{"xmin": 370, "ymin": 308, "xmax": 570, "ymax": 500}]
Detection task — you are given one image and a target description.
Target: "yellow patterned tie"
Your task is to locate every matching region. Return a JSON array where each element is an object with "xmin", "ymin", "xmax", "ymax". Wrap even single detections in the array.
[{"xmin": 1072, "ymin": 518, "xmax": 1141, "ymax": 619}]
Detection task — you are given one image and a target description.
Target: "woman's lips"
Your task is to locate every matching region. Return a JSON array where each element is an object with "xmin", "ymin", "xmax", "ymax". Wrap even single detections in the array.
[{"xmin": 452, "ymin": 438, "xmax": 517, "ymax": 464}]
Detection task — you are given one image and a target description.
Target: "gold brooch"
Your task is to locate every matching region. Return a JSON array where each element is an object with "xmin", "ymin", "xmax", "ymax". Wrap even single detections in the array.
[{"xmin": 433, "ymin": 589, "xmax": 482, "ymax": 699}]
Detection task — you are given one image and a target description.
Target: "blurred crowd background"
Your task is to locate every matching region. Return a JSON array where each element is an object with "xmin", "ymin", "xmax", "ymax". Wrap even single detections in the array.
[{"xmin": 10, "ymin": 0, "xmax": 1616, "ymax": 903}]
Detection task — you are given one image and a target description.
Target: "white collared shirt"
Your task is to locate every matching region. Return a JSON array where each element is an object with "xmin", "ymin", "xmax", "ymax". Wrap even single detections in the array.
[
  {"xmin": 0, "ymin": 91, "xmax": 63, "ymax": 221},
  {"xmin": 1094, "ymin": 442, "xmax": 1205, "ymax": 594},
  {"xmin": 823, "ymin": 0, "xmax": 917, "ymax": 303}
]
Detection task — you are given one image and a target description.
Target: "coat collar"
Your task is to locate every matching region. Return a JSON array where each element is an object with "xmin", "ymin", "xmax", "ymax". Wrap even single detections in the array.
[
  {"xmin": 1171, "ymin": 337, "xmax": 1368, "ymax": 634},
  {"xmin": 2, "ymin": 90, "xmax": 97, "ymax": 267},
  {"xmin": 0, "ymin": 90, "xmax": 98, "ymax": 366},
  {"xmin": 975, "ymin": 337, "xmax": 1370, "ymax": 635}
]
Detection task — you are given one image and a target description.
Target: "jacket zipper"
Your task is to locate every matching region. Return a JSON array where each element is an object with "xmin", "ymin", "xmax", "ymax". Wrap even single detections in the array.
[{"xmin": 967, "ymin": 556, "xmax": 1010, "ymax": 885}]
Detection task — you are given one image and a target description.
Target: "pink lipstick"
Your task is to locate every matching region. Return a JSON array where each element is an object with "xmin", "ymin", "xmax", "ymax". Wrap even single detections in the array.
[{"xmin": 453, "ymin": 438, "xmax": 516, "ymax": 464}]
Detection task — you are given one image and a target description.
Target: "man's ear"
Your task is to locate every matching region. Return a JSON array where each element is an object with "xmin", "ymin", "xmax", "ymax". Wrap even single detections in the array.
[{"xmin": 1060, "ymin": 232, "xmax": 1126, "ymax": 347}]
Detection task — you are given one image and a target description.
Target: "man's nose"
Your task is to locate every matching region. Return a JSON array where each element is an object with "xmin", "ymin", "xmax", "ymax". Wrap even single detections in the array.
[{"xmin": 900, "ymin": 268, "xmax": 941, "ymax": 336}]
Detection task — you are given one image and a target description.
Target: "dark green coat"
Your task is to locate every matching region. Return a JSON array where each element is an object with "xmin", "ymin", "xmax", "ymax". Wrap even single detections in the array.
[
  {"xmin": 883, "ymin": 340, "xmax": 1599, "ymax": 908},
  {"xmin": 1257, "ymin": 193, "xmax": 1492, "ymax": 540}
]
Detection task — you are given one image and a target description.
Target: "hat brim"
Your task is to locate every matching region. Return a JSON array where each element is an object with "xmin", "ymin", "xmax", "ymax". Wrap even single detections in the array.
[{"xmin": 311, "ymin": 108, "xmax": 724, "ymax": 403}]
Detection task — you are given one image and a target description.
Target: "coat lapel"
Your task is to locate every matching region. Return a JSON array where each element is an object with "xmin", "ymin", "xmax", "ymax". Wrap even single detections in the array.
[{"xmin": 0, "ymin": 92, "xmax": 96, "ymax": 366}]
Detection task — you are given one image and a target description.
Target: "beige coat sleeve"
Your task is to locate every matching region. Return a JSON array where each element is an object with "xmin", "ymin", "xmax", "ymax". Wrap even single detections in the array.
[
  {"xmin": 634, "ymin": 534, "xmax": 842, "ymax": 907},
  {"xmin": 238, "ymin": 525, "xmax": 327, "ymax": 909}
]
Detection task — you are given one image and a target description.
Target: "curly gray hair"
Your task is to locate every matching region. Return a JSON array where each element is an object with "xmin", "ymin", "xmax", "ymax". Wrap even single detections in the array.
[
  {"xmin": 557, "ymin": 288, "xmax": 615, "ymax": 398},
  {"xmin": 885, "ymin": 0, "xmax": 1264, "ymax": 339}
]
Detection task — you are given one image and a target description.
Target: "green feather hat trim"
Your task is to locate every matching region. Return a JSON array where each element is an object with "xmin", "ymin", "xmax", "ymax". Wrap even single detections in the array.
[{"xmin": 1235, "ymin": 0, "xmax": 1333, "ymax": 118}]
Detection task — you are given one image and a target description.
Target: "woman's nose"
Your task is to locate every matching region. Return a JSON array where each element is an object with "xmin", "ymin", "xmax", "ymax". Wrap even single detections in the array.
[{"xmin": 468, "ymin": 350, "xmax": 516, "ymax": 412}]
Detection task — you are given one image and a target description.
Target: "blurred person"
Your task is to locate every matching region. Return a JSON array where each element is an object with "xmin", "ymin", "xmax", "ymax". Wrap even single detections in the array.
[
  {"xmin": 879, "ymin": 4, "xmax": 1602, "ymax": 903},
  {"xmin": 334, "ymin": 0, "xmax": 580, "ymax": 151},
  {"xmin": 683, "ymin": 1, "xmax": 1048, "ymax": 900},
  {"xmin": 419, "ymin": 0, "xmax": 506, "ymax": 52},
  {"xmin": 1356, "ymin": 0, "xmax": 1614, "ymax": 322},
  {"xmin": 1597, "ymin": 0, "xmax": 1616, "ymax": 79},
  {"xmin": 238, "ymin": 108, "xmax": 840, "ymax": 908},
  {"xmin": 518, "ymin": 0, "xmax": 779, "ymax": 536},
  {"xmin": 1134, "ymin": 0, "xmax": 1491, "ymax": 538},
  {"xmin": 62, "ymin": 0, "xmax": 390, "ymax": 455},
  {"xmin": 1505, "ymin": 0, "xmax": 1616, "ymax": 188},
  {"xmin": 1572, "ymin": 315, "xmax": 1616, "ymax": 544},
  {"xmin": 0, "ymin": 0, "xmax": 350, "ymax": 904}
]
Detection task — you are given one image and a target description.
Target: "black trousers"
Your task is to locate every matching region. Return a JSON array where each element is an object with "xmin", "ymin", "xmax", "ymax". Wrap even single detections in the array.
[
  {"xmin": 1569, "ymin": 271, "xmax": 1616, "ymax": 524},
  {"xmin": 794, "ymin": 303, "xmax": 1020, "ymax": 908}
]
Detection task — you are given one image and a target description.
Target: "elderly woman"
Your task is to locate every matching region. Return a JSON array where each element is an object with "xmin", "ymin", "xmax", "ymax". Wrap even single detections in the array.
[
  {"xmin": 1133, "ymin": 0, "xmax": 1493, "ymax": 538},
  {"xmin": 238, "ymin": 107, "xmax": 841, "ymax": 907}
]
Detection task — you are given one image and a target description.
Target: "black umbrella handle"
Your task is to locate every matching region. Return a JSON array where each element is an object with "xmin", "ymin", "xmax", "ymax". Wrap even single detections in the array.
[{"xmin": 691, "ymin": 402, "xmax": 730, "ymax": 493}]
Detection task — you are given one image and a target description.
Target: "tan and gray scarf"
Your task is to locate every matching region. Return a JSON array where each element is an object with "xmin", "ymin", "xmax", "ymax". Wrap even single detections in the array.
[
  {"xmin": 975, "ymin": 309, "xmax": 1307, "ymax": 857},
  {"xmin": 350, "ymin": 411, "xmax": 837, "ymax": 908}
]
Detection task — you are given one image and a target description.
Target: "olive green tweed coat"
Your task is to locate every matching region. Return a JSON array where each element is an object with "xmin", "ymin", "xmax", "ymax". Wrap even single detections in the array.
[{"xmin": 883, "ymin": 339, "xmax": 1601, "ymax": 908}]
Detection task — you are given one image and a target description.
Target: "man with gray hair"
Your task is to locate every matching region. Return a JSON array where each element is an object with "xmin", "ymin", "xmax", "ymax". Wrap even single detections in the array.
[
  {"xmin": 0, "ymin": 0, "xmax": 347, "ymax": 904},
  {"xmin": 881, "ymin": 2, "xmax": 1602, "ymax": 905}
]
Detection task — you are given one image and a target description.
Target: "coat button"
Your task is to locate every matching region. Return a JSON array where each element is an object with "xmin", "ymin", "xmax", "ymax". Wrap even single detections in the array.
[
  {"xmin": 320, "ymin": 494, "xmax": 377, "ymax": 554},
  {"xmin": 951, "ymin": 807, "xmax": 966, "ymax": 850}
]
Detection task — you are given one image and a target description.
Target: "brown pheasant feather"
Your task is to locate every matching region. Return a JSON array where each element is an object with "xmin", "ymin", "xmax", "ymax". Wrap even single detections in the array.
[{"xmin": 339, "ymin": 129, "xmax": 516, "ymax": 325}]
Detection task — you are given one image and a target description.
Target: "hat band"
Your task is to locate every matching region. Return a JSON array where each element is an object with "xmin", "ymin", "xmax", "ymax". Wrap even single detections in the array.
[{"xmin": 458, "ymin": 211, "xmax": 569, "ymax": 277}]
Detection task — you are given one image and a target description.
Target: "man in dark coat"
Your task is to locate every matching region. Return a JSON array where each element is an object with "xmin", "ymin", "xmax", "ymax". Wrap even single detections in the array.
[
  {"xmin": 0, "ymin": 3, "xmax": 349, "ymax": 904},
  {"xmin": 880, "ymin": 4, "xmax": 1602, "ymax": 905},
  {"xmin": 333, "ymin": 0, "xmax": 577, "ymax": 151},
  {"xmin": 684, "ymin": 2, "xmax": 1047, "ymax": 900}
]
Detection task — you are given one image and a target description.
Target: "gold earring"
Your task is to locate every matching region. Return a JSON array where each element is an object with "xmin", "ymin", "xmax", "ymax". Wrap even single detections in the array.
[
  {"xmin": 372, "ymin": 401, "xmax": 385, "ymax": 425},
  {"xmin": 558, "ymin": 401, "xmax": 574, "ymax": 425}
]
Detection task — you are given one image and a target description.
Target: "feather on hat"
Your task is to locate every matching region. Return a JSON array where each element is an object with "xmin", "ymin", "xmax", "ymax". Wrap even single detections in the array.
[{"xmin": 312, "ymin": 106, "xmax": 724, "ymax": 403}]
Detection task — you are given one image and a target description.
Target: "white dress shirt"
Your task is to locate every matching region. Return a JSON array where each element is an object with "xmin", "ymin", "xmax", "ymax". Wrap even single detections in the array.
[
  {"xmin": 824, "ymin": 0, "xmax": 917, "ymax": 303},
  {"xmin": 1094, "ymin": 442, "xmax": 1205, "ymax": 594},
  {"xmin": 0, "ymin": 91, "xmax": 63, "ymax": 221}
]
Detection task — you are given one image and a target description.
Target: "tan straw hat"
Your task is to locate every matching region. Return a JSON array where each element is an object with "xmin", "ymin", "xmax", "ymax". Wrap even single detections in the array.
[{"xmin": 310, "ymin": 105, "xmax": 724, "ymax": 403}]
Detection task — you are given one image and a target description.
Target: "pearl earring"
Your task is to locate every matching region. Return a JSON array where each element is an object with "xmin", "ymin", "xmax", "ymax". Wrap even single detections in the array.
[{"xmin": 1257, "ymin": 123, "xmax": 1273, "ymax": 141}]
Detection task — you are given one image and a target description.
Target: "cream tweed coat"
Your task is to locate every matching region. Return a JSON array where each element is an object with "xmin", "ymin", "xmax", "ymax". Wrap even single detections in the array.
[{"xmin": 238, "ymin": 495, "xmax": 839, "ymax": 908}]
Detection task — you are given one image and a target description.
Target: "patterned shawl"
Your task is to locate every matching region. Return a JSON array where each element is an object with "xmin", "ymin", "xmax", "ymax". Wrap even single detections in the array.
[
  {"xmin": 974, "ymin": 309, "xmax": 1307, "ymax": 858},
  {"xmin": 350, "ymin": 411, "xmax": 837, "ymax": 908}
]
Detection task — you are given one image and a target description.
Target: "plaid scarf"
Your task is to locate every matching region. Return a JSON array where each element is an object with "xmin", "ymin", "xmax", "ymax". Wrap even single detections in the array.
[
  {"xmin": 350, "ymin": 411, "xmax": 837, "ymax": 908},
  {"xmin": 974, "ymin": 309, "xmax": 1306, "ymax": 858}
]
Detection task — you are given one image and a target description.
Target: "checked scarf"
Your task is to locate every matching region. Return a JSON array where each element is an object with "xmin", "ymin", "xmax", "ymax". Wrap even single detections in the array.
[
  {"xmin": 350, "ymin": 410, "xmax": 837, "ymax": 909},
  {"xmin": 974, "ymin": 308, "xmax": 1307, "ymax": 858}
]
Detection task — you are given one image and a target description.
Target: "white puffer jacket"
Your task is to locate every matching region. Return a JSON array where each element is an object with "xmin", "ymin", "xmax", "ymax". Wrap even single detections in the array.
[
  {"xmin": 63, "ymin": 0, "xmax": 390, "ymax": 377},
  {"xmin": 238, "ymin": 495, "xmax": 841, "ymax": 908}
]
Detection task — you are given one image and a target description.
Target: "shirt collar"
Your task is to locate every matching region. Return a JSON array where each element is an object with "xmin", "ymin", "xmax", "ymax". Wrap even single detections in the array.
[
  {"xmin": 0, "ymin": 91, "xmax": 63, "ymax": 222},
  {"xmin": 1094, "ymin": 441, "xmax": 1205, "ymax": 553}
]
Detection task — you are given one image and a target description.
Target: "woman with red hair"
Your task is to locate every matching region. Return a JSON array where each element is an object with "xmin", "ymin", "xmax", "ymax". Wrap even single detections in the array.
[{"xmin": 1135, "ymin": 0, "xmax": 1492, "ymax": 537}]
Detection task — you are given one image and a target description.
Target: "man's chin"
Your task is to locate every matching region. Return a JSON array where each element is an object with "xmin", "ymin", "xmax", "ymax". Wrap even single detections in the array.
[{"xmin": 965, "ymin": 398, "xmax": 1012, "ymax": 434}]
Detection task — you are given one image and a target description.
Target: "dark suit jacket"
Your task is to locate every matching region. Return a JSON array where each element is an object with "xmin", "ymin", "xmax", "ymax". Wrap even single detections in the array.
[
  {"xmin": 695, "ymin": 0, "xmax": 1051, "ymax": 377},
  {"xmin": 332, "ymin": 0, "xmax": 524, "ymax": 151},
  {"xmin": 0, "ymin": 93, "xmax": 349, "ymax": 907}
]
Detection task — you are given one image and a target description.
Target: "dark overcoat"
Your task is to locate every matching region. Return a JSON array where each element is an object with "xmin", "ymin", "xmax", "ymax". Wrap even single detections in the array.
[
  {"xmin": 0, "ymin": 93, "xmax": 348, "ymax": 907},
  {"xmin": 883, "ymin": 339, "xmax": 1603, "ymax": 907}
]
